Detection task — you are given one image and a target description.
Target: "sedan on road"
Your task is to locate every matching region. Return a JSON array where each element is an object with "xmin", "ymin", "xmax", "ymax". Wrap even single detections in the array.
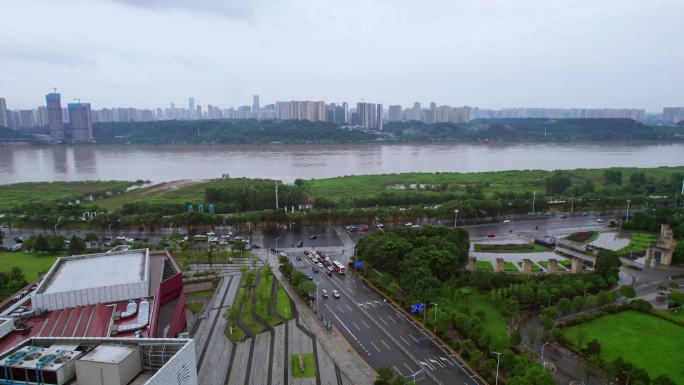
[
  {"xmin": 322, "ymin": 289, "xmax": 329, "ymax": 298},
  {"xmin": 332, "ymin": 290, "xmax": 340, "ymax": 299}
]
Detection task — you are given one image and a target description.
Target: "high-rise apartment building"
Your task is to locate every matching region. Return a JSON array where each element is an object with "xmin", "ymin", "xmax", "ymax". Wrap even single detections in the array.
[
  {"xmin": 196, "ymin": 105, "xmax": 202, "ymax": 119},
  {"xmin": 388, "ymin": 105, "xmax": 402, "ymax": 122},
  {"xmin": 46, "ymin": 92, "xmax": 65, "ymax": 141},
  {"xmin": 188, "ymin": 97, "xmax": 195, "ymax": 119},
  {"xmin": 0, "ymin": 98, "xmax": 8, "ymax": 128},
  {"xmin": 663, "ymin": 107, "xmax": 684, "ymax": 124},
  {"xmin": 356, "ymin": 102, "xmax": 383, "ymax": 130},
  {"xmin": 276, "ymin": 101, "xmax": 326, "ymax": 121},
  {"xmin": 252, "ymin": 95, "xmax": 260, "ymax": 119},
  {"xmin": 19, "ymin": 110, "xmax": 35, "ymax": 128},
  {"xmin": 68, "ymin": 102, "xmax": 93, "ymax": 141},
  {"xmin": 325, "ymin": 103, "xmax": 346, "ymax": 125}
]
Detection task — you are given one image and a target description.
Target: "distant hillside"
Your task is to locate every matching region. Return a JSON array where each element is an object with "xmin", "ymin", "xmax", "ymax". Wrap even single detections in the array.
[
  {"xmin": 93, "ymin": 119, "xmax": 378, "ymax": 144},
  {"xmin": 384, "ymin": 118, "xmax": 684, "ymax": 141}
]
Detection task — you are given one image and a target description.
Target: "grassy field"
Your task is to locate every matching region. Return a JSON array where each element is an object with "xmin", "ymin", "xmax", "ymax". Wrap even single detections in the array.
[
  {"xmin": 291, "ymin": 353, "xmax": 317, "ymax": 378},
  {"xmin": 276, "ymin": 284, "xmax": 293, "ymax": 319},
  {"xmin": 504, "ymin": 262, "xmax": 519, "ymax": 272},
  {"xmin": 255, "ymin": 270, "xmax": 280, "ymax": 326},
  {"xmin": 303, "ymin": 167, "xmax": 684, "ymax": 204},
  {"xmin": 617, "ymin": 232, "xmax": 657, "ymax": 255},
  {"xmin": 0, "ymin": 181, "xmax": 133, "ymax": 211},
  {"xmin": 0, "ymin": 252, "xmax": 61, "ymax": 281},
  {"xmin": 476, "ymin": 261, "xmax": 493, "ymax": 271},
  {"xmin": 474, "ymin": 243, "xmax": 551, "ymax": 253},
  {"xmin": 459, "ymin": 289, "xmax": 509, "ymax": 346},
  {"xmin": 562, "ymin": 311, "xmax": 684, "ymax": 383},
  {"xmin": 187, "ymin": 302, "xmax": 204, "ymax": 314},
  {"xmin": 87, "ymin": 177, "xmax": 278, "ymax": 210}
]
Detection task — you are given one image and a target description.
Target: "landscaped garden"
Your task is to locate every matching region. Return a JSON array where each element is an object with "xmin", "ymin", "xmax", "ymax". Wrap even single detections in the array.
[
  {"xmin": 224, "ymin": 266, "xmax": 293, "ymax": 342},
  {"xmin": 474, "ymin": 243, "xmax": 550, "ymax": 253},
  {"xmin": 476, "ymin": 261, "xmax": 493, "ymax": 271},
  {"xmin": 616, "ymin": 232, "xmax": 657, "ymax": 256},
  {"xmin": 565, "ymin": 231, "xmax": 599, "ymax": 244},
  {"xmin": 561, "ymin": 310, "xmax": 684, "ymax": 384},
  {"xmin": 504, "ymin": 261, "xmax": 519, "ymax": 272},
  {"xmin": 291, "ymin": 353, "xmax": 317, "ymax": 378}
]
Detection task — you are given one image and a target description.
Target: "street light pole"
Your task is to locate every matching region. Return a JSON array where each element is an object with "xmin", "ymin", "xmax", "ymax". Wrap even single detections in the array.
[
  {"xmin": 275, "ymin": 237, "xmax": 280, "ymax": 253},
  {"xmin": 432, "ymin": 303, "xmax": 438, "ymax": 333},
  {"xmin": 626, "ymin": 199, "xmax": 631, "ymax": 221},
  {"xmin": 491, "ymin": 351, "xmax": 501, "ymax": 385},
  {"xmin": 454, "ymin": 209, "xmax": 458, "ymax": 227},
  {"xmin": 541, "ymin": 341, "xmax": 549, "ymax": 363}
]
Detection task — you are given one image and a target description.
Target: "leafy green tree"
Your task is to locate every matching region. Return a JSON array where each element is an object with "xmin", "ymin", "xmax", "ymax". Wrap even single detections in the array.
[
  {"xmin": 618, "ymin": 284, "xmax": 636, "ymax": 298},
  {"xmin": 584, "ymin": 338, "xmax": 601, "ymax": 357},
  {"xmin": 629, "ymin": 172, "xmax": 647, "ymax": 188},
  {"xmin": 32, "ymin": 234, "xmax": 48, "ymax": 252},
  {"xmin": 9, "ymin": 267, "xmax": 24, "ymax": 283},
  {"xmin": 68, "ymin": 235, "xmax": 86, "ymax": 255},
  {"xmin": 604, "ymin": 169, "xmax": 623, "ymax": 185},
  {"xmin": 545, "ymin": 170, "xmax": 572, "ymax": 195},
  {"xmin": 594, "ymin": 250, "xmax": 621, "ymax": 281},
  {"xmin": 509, "ymin": 330, "xmax": 521, "ymax": 345},
  {"xmin": 667, "ymin": 291, "xmax": 684, "ymax": 308}
]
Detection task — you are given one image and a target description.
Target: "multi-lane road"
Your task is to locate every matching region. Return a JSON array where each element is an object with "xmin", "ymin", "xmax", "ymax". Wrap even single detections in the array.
[{"xmin": 284, "ymin": 248, "xmax": 483, "ymax": 385}]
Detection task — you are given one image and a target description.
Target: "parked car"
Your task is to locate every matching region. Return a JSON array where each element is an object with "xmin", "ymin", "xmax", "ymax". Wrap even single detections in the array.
[
  {"xmin": 487, "ymin": 233, "xmax": 496, "ymax": 238},
  {"xmin": 306, "ymin": 274, "xmax": 314, "ymax": 281},
  {"xmin": 312, "ymin": 266, "xmax": 319, "ymax": 273},
  {"xmin": 317, "ymin": 262, "xmax": 324, "ymax": 269}
]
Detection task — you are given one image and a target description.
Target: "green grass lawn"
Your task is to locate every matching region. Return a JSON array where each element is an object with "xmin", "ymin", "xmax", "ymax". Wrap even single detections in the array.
[
  {"xmin": 276, "ymin": 284, "xmax": 293, "ymax": 319},
  {"xmin": 0, "ymin": 252, "xmax": 61, "ymax": 282},
  {"xmin": 476, "ymin": 261, "xmax": 493, "ymax": 271},
  {"xmin": 187, "ymin": 289, "xmax": 215, "ymax": 298},
  {"xmin": 617, "ymin": 232, "xmax": 657, "ymax": 255},
  {"xmin": 255, "ymin": 270, "xmax": 280, "ymax": 326},
  {"xmin": 0, "ymin": 181, "xmax": 133, "ymax": 211},
  {"xmin": 290, "ymin": 353, "xmax": 317, "ymax": 378},
  {"xmin": 504, "ymin": 262, "xmax": 519, "ymax": 272},
  {"xmin": 303, "ymin": 167, "xmax": 684, "ymax": 206},
  {"xmin": 562, "ymin": 311, "xmax": 684, "ymax": 383},
  {"xmin": 474, "ymin": 243, "xmax": 551, "ymax": 253},
  {"xmin": 451, "ymin": 289, "xmax": 509, "ymax": 346},
  {"xmin": 187, "ymin": 302, "xmax": 204, "ymax": 314},
  {"xmin": 559, "ymin": 260, "xmax": 572, "ymax": 268}
]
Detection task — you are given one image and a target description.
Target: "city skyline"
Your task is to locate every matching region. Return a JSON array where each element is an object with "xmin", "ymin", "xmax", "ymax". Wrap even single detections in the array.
[{"xmin": 1, "ymin": 0, "xmax": 683, "ymax": 111}]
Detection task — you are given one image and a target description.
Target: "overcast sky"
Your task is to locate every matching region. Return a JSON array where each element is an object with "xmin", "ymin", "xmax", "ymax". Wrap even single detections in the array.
[{"xmin": 1, "ymin": 0, "xmax": 682, "ymax": 111}]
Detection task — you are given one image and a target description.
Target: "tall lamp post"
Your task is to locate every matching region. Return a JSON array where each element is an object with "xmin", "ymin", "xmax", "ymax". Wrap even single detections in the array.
[
  {"xmin": 275, "ymin": 236, "xmax": 280, "ymax": 253},
  {"xmin": 491, "ymin": 351, "xmax": 501, "ymax": 385},
  {"xmin": 431, "ymin": 303, "xmax": 439, "ymax": 333},
  {"xmin": 626, "ymin": 199, "xmax": 631, "ymax": 221},
  {"xmin": 541, "ymin": 341, "xmax": 550, "ymax": 368},
  {"xmin": 454, "ymin": 209, "xmax": 459, "ymax": 227}
]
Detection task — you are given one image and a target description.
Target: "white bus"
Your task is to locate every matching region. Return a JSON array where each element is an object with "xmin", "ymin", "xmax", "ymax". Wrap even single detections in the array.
[{"xmin": 332, "ymin": 260, "xmax": 346, "ymax": 274}]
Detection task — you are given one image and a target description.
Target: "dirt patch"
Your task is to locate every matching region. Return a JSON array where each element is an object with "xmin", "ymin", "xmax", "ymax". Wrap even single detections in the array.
[{"xmin": 142, "ymin": 179, "xmax": 207, "ymax": 195}]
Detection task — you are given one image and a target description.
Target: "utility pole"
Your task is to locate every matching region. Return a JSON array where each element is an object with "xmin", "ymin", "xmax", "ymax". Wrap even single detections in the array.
[
  {"xmin": 275, "ymin": 182, "xmax": 279, "ymax": 209},
  {"xmin": 570, "ymin": 196, "xmax": 574, "ymax": 215},
  {"xmin": 454, "ymin": 209, "xmax": 458, "ymax": 227},
  {"xmin": 626, "ymin": 199, "xmax": 631, "ymax": 221},
  {"xmin": 532, "ymin": 191, "xmax": 536, "ymax": 213},
  {"xmin": 432, "ymin": 303, "xmax": 439, "ymax": 333}
]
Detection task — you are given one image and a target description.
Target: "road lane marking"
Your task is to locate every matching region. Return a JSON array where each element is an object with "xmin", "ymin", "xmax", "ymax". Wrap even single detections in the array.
[
  {"xmin": 387, "ymin": 315, "xmax": 397, "ymax": 324},
  {"xmin": 370, "ymin": 341, "xmax": 381, "ymax": 353},
  {"xmin": 419, "ymin": 360, "xmax": 434, "ymax": 370},
  {"xmin": 403, "ymin": 363, "xmax": 414, "ymax": 373},
  {"xmin": 345, "ymin": 303, "xmax": 353, "ymax": 312},
  {"xmin": 379, "ymin": 317, "xmax": 389, "ymax": 326},
  {"xmin": 366, "ymin": 301, "xmax": 375, "ymax": 308},
  {"xmin": 325, "ymin": 303, "xmax": 371, "ymax": 357},
  {"xmin": 399, "ymin": 336, "xmax": 410, "ymax": 345},
  {"xmin": 393, "ymin": 366, "xmax": 403, "ymax": 376},
  {"xmin": 336, "ymin": 305, "xmax": 344, "ymax": 314},
  {"xmin": 352, "ymin": 322, "xmax": 361, "ymax": 331},
  {"xmin": 361, "ymin": 320, "xmax": 370, "ymax": 328},
  {"xmin": 429, "ymin": 358, "xmax": 444, "ymax": 368},
  {"xmin": 409, "ymin": 334, "xmax": 420, "ymax": 343},
  {"xmin": 358, "ymin": 303, "xmax": 367, "ymax": 309},
  {"xmin": 380, "ymin": 339, "xmax": 392, "ymax": 351}
]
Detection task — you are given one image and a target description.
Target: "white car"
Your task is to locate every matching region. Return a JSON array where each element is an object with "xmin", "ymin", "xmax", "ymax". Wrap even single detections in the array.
[
  {"xmin": 596, "ymin": 218, "xmax": 604, "ymax": 222},
  {"xmin": 317, "ymin": 262, "xmax": 324, "ymax": 269},
  {"xmin": 322, "ymin": 289, "xmax": 329, "ymax": 298},
  {"xmin": 332, "ymin": 290, "xmax": 340, "ymax": 299},
  {"xmin": 503, "ymin": 219, "xmax": 511, "ymax": 223}
]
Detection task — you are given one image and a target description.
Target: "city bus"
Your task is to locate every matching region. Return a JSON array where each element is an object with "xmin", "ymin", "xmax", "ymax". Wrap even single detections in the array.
[{"xmin": 332, "ymin": 260, "xmax": 346, "ymax": 274}]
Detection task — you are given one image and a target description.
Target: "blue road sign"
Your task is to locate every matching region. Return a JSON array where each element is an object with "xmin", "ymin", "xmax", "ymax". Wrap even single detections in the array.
[
  {"xmin": 353, "ymin": 261, "xmax": 363, "ymax": 269},
  {"xmin": 411, "ymin": 303, "xmax": 425, "ymax": 313}
]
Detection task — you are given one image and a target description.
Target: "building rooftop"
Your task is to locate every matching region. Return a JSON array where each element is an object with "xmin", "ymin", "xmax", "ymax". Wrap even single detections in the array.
[
  {"xmin": 79, "ymin": 343, "xmax": 137, "ymax": 364},
  {"xmin": 41, "ymin": 250, "xmax": 147, "ymax": 295}
]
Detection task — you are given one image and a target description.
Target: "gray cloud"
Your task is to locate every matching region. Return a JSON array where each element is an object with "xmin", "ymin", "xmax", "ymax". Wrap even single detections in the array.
[{"xmin": 0, "ymin": 0, "xmax": 682, "ymax": 111}]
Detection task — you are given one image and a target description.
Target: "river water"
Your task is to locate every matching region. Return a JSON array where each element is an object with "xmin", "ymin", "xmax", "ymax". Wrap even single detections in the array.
[{"xmin": 1, "ymin": 142, "xmax": 682, "ymax": 184}]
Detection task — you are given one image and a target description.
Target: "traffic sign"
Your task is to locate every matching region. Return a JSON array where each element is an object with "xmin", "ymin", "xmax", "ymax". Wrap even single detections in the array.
[
  {"xmin": 326, "ymin": 321, "xmax": 333, "ymax": 331},
  {"xmin": 353, "ymin": 261, "xmax": 363, "ymax": 269}
]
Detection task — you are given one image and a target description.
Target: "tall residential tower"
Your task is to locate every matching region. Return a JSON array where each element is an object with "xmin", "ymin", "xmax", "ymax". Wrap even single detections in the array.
[
  {"xmin": 46, "ymin": 91, "xmax": 65, "ymax": 141},
  {"xmin": 68, "ymin": 102, "xmax": 93, "ymax": 141}
]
